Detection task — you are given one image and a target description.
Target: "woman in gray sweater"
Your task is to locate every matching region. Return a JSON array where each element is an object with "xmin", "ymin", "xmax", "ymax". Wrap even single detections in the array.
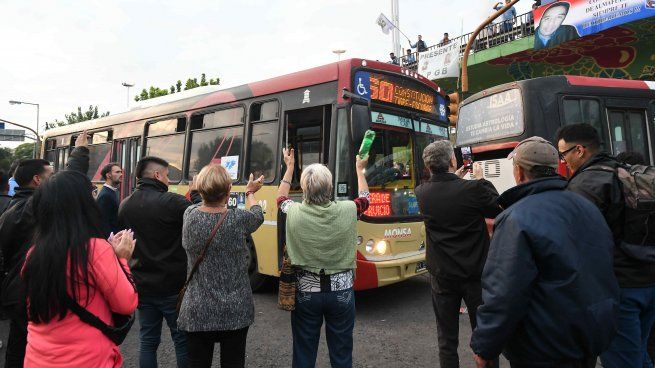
[{"xmin": 178, "ymin": 164, "xmax": 264, "ymax": 368}]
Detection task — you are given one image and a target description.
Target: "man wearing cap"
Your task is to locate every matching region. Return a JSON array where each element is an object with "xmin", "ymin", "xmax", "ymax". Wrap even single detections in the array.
[{"xmin": 471, "ymin": 137, "xmax": 620, "ymax": 368}]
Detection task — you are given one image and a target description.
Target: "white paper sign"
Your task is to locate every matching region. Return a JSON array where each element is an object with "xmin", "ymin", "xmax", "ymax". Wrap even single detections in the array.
[
  {"xmin": 221, "ymin": 156, "xmax": 239, "ymax": 180},
  {"xmin": 417, "ymin": 40, "xmax": 461, "ymax": 79}
]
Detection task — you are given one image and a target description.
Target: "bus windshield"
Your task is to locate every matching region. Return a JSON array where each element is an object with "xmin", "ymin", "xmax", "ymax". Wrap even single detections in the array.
[
  {"xmin": 456, "ymin": 88, "xmax": 524, "ymax": 146},
  {"xmin": 363, "ymin": 111, "xmax": 447, "ymax": 218}
]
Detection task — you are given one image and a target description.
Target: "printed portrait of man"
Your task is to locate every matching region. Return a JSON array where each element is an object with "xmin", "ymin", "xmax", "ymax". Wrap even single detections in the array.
[{"xmin": 534, "ymin": 2, "xmax": 580, "ymax": 50}]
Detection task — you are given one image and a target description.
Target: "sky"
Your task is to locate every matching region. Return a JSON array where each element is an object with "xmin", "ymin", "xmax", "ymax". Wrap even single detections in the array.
[{"xmin": 0, "ymin": 0, "xmax": 533, "ymax": 149}]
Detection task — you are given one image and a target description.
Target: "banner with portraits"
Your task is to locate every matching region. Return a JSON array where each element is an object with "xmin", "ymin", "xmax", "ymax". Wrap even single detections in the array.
[
  {"xmin": 534, "ymin": 0, "xmax": 655, "ymax": 50},
  {"xmin": 417, "ymin": 40, "xmax": 461, "ymax": 79}
]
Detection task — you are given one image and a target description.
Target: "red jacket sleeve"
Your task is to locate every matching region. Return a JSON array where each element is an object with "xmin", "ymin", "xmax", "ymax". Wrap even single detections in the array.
[{"xmin": 90, "ymin": 239, "xmax": 138, "ymax": 315}]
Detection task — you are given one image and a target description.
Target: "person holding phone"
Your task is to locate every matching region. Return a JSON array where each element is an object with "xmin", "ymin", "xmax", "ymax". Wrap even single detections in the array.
[{"xmin": 415, "ymin": 140, "xmax": 501, "ymax": 368}]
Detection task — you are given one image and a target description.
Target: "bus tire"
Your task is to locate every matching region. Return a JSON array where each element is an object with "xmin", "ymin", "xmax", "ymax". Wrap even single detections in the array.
[{"xmin": 246, "ymin": 236, "xmax": 268, "ymax": 292}]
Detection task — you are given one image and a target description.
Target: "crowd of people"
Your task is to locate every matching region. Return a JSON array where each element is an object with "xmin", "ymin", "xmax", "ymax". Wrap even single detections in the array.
[
  {"xmin": 417, "ymin": 123, "xmax": 655, "ymax": 368},
  {"xmin": 0, "ymin": 131, "xmax": 370, "ymax": 368},
  {"xmin": 1, "ymin": 121, "xmax": 654, "ymax": 368}
]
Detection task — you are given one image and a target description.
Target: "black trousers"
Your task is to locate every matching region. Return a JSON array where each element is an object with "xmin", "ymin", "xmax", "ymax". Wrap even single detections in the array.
[
  {"xmin": 187, "ymin": 326, "xmax": 249, "ymax": 368},
  {"xmin": 431, "ymin": 275, "xmax": 483, "ymax": 368},
  {"xmin": 4, "ymin": 313, "xmax": 27, "ymax": 368}
]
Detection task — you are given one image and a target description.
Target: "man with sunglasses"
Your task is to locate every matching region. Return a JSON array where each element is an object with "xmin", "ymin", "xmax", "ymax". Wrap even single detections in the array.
[{"xmin": 556, "ymin": 123, "xmax": 655, "ymax": 367}]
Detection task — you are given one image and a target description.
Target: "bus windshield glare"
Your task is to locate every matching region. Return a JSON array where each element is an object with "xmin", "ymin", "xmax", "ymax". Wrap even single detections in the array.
[
  {"xmin": 456, "ymin": 88, "xmax": 524, "ymax": 146},
  {"xmin": 363, "ymin": 111, "xmax": 447, "ymax": 218}
]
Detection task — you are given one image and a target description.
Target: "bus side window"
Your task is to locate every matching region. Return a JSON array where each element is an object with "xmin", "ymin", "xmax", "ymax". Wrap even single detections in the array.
[
  {"xmin": 562, "ymin": 98, "xmax": 606, "ymax": 150},
  {"xmin": 144, "ymin": 118, "xmax": 187, "ymax": 183},
  {"xmin": 248, "ymin": 101, "xmax": 279, "ymax": 183},
  {"xmin": 608, "ymin": 109, "xmax": 650, "ymax": 161}
]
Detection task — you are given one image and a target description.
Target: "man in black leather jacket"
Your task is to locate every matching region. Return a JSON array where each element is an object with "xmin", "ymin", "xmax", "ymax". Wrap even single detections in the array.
[
  {"xmin": 557, "ymin": 123, "xmax": 655, "ymax": 367},
  {"xmin": 0, "ymin": 133, "xmax": 89, "ymax": 368}
]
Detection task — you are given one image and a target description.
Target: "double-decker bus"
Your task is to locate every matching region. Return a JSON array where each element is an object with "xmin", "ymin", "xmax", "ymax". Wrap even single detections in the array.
[
  {"xmin": 41, "ymin": 59, "xmax": 450, "ymax": 290},
  {"xmin": 456, "ymin": 75, "xmax": 655, "ymax": 193}
]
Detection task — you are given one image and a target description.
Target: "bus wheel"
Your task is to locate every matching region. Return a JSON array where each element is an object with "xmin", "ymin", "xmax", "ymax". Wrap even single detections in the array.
[{"xmin": 246, "ymin": 236, "xmax": 268, "ymax": 291}]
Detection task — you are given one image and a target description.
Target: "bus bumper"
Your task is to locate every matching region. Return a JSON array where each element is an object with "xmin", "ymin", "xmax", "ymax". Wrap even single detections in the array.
[{"xmin": 354, "ymin": 250, "xmax": 428, "ymax": 291}]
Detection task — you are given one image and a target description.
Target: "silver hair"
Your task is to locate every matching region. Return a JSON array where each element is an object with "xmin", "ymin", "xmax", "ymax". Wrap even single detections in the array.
[
  {"xmin": 300, "ymin": 164, "xmax": 333, "ymax": 205},
  {"xmin": 422, "ymin": 140, "xmax": 454, "ymax": 174}
]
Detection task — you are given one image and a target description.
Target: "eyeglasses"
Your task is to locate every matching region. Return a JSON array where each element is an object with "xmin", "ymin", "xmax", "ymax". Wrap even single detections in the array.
[{"xmin": 558, "ymin": 145, "xmax": 585, "ymax": 161}]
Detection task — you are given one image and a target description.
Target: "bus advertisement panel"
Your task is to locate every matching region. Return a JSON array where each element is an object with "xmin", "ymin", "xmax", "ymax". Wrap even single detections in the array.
[{"xmin": 534, "ymin": 0, "xmax": 655, "ymax": 50}]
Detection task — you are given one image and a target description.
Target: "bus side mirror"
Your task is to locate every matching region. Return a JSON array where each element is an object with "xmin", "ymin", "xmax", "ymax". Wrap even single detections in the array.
[{"xmin": 350, "ymin": 103, "xmax": 371, "ymax": 146}]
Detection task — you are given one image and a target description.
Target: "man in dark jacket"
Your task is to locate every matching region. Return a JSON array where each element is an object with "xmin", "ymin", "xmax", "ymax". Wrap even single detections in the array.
[
  {"xmin": 409, "ymin": 34, "xmax": 428, "ymax": 52},
  {"xmin": 96, "ymin": 162, "xmax": 122, "ymax": 236},
  {"xmin": 118, "ymin": 156, "xmax": 199, "ymax": 368},
  {"xmin": 415, "ymin": 140, "xmax": 501, "ymax": 368},
  {"xmin": 557, "ymin": 123, "xmax": 655, "ymax": 367},
  {"xmin": 471, "ymin": 137, "xmax": 620, "ymax": 368},
  {"xmin": 0, "ymin": 133, "xmax": 89, "ymax": 368}
]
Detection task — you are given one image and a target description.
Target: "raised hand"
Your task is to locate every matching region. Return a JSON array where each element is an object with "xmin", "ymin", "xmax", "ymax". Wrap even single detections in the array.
[
  {"xmin": 75, "ymin": 130, "xmax": 89, "ymax": 148},
  {"xmin": 283, "ymin": 148, "xmax": 295, "ymax": 171},
  {"xmin": 246, "ymin": 173, "xmax": 265, "ymax": 193},
  {"xmin": 355, "ymin": 154, "xmax": 369, "ymax": 172},
  {"xmin": 113, "ymin": 229, "xmax": 136, "ymax": 260}
]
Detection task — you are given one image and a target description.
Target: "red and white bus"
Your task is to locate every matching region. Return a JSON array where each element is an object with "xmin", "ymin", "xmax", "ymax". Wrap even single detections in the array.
[
  {"xmin": 42, "ymin": 59, "xmax": 450, "ymax": 290},
  {"xmin": 456, "ymin": 75, "xmax": 655, "ymax": 192}
]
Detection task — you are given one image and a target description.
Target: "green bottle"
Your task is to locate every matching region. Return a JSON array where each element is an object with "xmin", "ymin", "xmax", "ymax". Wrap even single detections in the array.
[{"xmin": 359, "ymin": 130, "xmax": 376, "ymax": 159}]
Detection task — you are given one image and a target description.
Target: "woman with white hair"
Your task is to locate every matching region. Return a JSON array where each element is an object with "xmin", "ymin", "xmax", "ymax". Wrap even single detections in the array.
[{"xmin": 277, "ymin": 148, "xmax": 370, "ymax": 368}]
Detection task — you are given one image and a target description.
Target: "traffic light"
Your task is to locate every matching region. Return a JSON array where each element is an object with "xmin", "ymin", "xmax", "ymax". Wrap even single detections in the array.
[{"xmin": 446, "ymin": 92, "xmax": 460, "ymax": 126}]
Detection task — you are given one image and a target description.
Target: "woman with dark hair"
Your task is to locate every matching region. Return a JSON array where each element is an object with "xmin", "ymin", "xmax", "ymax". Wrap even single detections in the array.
[{"xmin": 22, "ymin": 171, "xmax": 138, "ymax": 367}]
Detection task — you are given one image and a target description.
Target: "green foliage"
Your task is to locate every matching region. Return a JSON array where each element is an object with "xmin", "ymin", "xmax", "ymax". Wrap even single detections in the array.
[
  {"xmin": 148, "ymin": 86, "xmax": 168, "ymax": 99},
  {"xmin": 46, "ymin": 105, "xmax": 109, "ymax": 129},
  {"xmin": 0, "ymin": 147, "xmax": 13, "ymax": 172},
  {"xmin": 136, "ymin": 73, "xmax": 221, "ymax": 102},
  {"xmin": 13, "ymin": 143, "xmax": 35, "ymax": 160}
]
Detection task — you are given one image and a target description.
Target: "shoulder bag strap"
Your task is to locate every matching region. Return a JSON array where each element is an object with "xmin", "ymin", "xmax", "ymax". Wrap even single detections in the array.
[{"xmin": 182, "ymin": 209, "xmax": 229, "ymax": 289}]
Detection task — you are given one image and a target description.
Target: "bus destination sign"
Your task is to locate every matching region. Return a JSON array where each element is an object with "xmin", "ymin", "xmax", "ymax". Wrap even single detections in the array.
[
  {"xmin": 456, "ymin": 88, "xmax": 524, "ymax": 146},
  {"xmin": 353, "ymin": 71, "xmax": 438, "ymax": 115}
]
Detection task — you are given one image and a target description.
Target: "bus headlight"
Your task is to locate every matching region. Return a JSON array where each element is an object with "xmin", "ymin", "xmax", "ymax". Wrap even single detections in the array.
[
  {"xmin": 374, "ymin": 240, "xmax": 388, "ymax": 255},
  {"xmin": 357, "ymin": 236, "xmax": 363, "ymax": 246}
]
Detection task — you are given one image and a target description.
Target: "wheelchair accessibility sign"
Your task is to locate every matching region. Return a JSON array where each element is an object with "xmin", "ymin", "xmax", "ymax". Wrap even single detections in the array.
[{"xmin": 354, "ymin": 71, "xmax": 371, "ymax": 101}]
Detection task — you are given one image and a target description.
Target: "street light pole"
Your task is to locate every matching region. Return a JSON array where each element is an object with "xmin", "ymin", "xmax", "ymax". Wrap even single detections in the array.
[
  {"xmin": 0, "ymin": 118, "xmax": 40, "ymax": 158},
  {"xmin": 122, "ymin": 82, "xmax": 134, "ymax": 109},
  {"xmin": 9, "ymin": 100, "xmax": 40, "ymax": 157},
  {"xmin": 332, "ymin": 49, "xmax": 346, "ymax": 61}
]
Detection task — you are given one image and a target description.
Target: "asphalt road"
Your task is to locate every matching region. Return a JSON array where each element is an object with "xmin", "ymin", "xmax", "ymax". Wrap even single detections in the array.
[{"xmin": 0, "ymin": 275, "xmax": 511, "ymax": 367}]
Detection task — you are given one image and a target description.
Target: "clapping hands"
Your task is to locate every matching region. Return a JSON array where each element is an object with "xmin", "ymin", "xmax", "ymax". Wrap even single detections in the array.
[{"xmin": 109, "ymin": 229, "xmax": 137, "ymax": 260}]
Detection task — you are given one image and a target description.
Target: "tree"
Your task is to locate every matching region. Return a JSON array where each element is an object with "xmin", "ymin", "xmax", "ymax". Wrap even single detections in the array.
[
  {"xmin": 0, "ymin": 147, "xmax": 13, "ymax": 172},
  {"xmin": 46, "ymin": 105, "xmax": 109, "ymax": 129},
  {"xmin": 13, "ymin": 143, "xmax": 35, "ymax": 160},
  {"xmin": 137, "ymin": 73, "xmax": 219, "ymax": 101}
]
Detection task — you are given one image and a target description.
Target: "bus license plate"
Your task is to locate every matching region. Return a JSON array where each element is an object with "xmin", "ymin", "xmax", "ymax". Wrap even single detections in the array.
[{"xmin": 415, "ymin": 261, "xmax": 426, "ymax": 273}]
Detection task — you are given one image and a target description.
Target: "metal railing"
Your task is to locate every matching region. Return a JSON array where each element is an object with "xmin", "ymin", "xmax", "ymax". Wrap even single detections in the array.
[{"xmin": 398, "ymin": 11, "xmax": 535, "ymax": 70}]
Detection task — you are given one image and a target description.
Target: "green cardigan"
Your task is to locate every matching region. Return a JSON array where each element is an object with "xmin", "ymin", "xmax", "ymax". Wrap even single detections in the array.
[{"xmin": 285, "ymin": 200, "xmax": 358, "ymax": 275}]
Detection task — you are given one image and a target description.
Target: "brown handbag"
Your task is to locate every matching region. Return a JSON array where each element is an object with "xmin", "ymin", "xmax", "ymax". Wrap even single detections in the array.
[
  {"xmin": 176, "ymin": 210, "xmax": 229, "ymax": 313},
  {"xmin": 277, "ymin": 247, "xmax": 296, "ymax": 311}
]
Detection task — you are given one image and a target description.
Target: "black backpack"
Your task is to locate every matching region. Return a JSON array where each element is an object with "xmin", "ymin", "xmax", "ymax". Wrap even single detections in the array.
[{"xmin": 588, "ymin": 164, "xmax": 655, "ymax": 262}]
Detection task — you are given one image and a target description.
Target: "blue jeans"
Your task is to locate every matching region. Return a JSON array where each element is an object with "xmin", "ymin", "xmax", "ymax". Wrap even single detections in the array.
[
  {"xmin": 138, "ymin": 294, "xmax": 188, "ymax": 368},
  {"xmin": 291, "ymin": 288, "xmax": 355, "ymax": 368},
  {"xmin": 601, "ymin": 285, "xmax": 655, "ymax": 368}
]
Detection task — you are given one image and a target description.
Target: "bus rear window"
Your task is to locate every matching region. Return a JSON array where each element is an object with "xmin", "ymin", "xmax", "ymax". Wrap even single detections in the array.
[{"xmin": 457, "ymin": 88, "xmax": 524, "ymax": 146}]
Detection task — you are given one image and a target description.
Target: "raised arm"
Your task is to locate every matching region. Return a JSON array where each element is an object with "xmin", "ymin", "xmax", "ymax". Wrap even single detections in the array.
[
  {"xmin": 277, "ymin": 148, "xmax": 295, "ymax": 199},
  {"xmin": 355, "ymin": 155, "xmax": 369, "ymax": 195}
]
